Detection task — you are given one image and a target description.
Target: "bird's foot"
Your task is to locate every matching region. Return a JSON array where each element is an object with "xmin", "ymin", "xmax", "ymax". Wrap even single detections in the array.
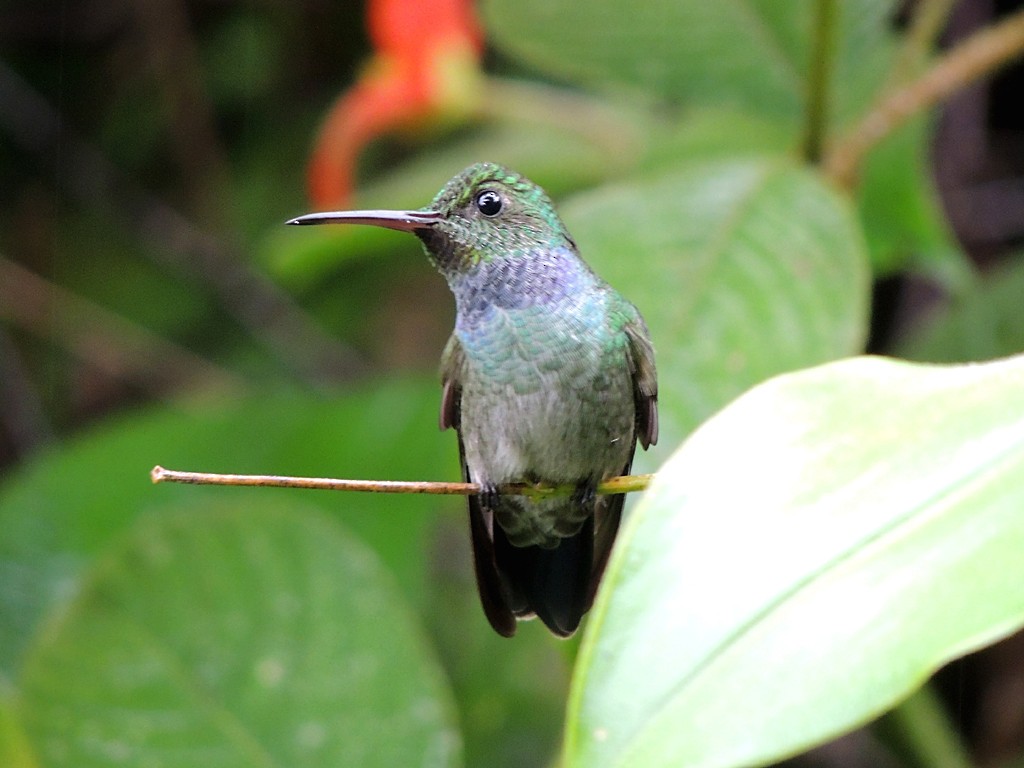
[
  {"xmin": 477, "ymin": 482, "xmax": 500, "ymax": 510},
  {"xmin": 571, "ymin": 480, "xmax": 597, "ymax": 512}
]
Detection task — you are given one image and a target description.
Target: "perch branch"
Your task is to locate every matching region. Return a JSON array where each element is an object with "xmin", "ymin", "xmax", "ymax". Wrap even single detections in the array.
[{"xmin": 151, "ymin": 465, "xmax": 653, "ymax": 499}]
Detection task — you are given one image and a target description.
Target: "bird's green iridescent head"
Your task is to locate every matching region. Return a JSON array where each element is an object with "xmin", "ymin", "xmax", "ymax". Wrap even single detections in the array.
[
  {"xmin": 286, "ymin": 162, "xmax": 576, "ymax": 276},
  {"xmin": 419, "ymin": 162, "xmax": 575, "ymax": 270}
]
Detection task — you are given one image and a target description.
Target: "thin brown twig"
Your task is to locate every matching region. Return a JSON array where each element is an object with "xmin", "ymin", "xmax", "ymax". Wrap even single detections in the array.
[
  {"xmin": 151, "ymin": 465, "xmax": 654, "ymax": 499},
  {"xmin": 823, "ymin": 7, "xmax": 1024, "ymax": 188}
]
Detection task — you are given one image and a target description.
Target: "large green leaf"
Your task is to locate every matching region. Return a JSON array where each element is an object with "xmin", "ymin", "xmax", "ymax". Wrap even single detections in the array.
[
  {"xmin": 562, "ymin": 157, "xmax": 870, "ymax": 458},
  {"xmin": 0, "ymin": 379, "xmax": 452, "ymax": 679},
  {"xmin": 641, "ymin": 108, "xmax": 799, "ymax": 170},
  {"xmin": 0, "ymin": 379, "xmax": 572, "ymax": 767},
  {"xmin": 18, "ymin": 501, "xmax": 460, "ymax": 768},
  {"xmin": 482, "ymin": 0, "xmax": 897, "ymax": 130},
  {"xmin": 564, "ymin": 354, "xmax": 1024, "ymax": 767}
]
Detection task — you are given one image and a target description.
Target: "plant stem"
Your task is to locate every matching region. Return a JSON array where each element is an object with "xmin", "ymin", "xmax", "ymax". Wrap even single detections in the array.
[
  {"xmin": 151, "ymin": 466, "xmax": 654, "ymax": 498},
  {"xmin": 874, "ymin": 684, "xmax": 974, "ymax": 768},
  {"xmin": 823, "ymin": 7, "xmax": 1024, "ymax": 188},
  {"xmin": 803, "ymin": 0, "xmax": 838, "ymax": 163}
]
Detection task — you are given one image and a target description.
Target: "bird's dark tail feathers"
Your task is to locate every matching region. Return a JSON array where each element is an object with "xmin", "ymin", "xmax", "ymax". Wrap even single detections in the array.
[
  {"xmin": 495, "ymin": 515, "xmax": 594, "ymax": 637},
  {"xmin": 468, "ymin": 492, "xmax": 624, "ymax": 638}
]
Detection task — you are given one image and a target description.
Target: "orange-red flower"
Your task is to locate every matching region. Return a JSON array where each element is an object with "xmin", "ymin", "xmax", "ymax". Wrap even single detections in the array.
[{"xmin": 307, "ymin": 0, "xmax": 484, "ymax": 208}]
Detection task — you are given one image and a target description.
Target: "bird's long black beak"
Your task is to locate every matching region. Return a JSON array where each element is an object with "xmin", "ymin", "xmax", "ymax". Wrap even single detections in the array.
[{"xmin": 286, "ymin": 209, "xmax": 442, "ymax": 232}]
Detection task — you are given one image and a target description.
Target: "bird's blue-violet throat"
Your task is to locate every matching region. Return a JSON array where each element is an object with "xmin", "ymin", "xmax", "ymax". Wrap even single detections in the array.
[{"xmin": 288, "ymin": 162, "xmax": 658, "ymax": 637}]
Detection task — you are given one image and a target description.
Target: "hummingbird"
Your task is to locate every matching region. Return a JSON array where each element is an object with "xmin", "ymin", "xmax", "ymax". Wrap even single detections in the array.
[{"xmin": 288, "ymin": 162, "xmax": 657, "ymax": 637}]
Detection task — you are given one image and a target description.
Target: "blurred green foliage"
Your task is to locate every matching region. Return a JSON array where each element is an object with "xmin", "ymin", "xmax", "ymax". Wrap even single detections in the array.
[{"xmin": 2, "ymin": 1, "xmax": 1024, "ymax": 767}]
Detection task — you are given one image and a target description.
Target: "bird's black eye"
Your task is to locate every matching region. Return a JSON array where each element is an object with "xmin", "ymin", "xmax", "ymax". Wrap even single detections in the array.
[{"xmin": 475, "ymin": 190, "xmax": 503, "ymax": 217}]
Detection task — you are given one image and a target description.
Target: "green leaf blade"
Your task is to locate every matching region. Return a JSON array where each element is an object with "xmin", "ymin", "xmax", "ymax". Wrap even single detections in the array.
[
  {"xmin": 481, "ymin": 0, "xmax": 897, "ymax": 132},
  {"xmin": 482, "ymin": 1, "xmax": 804, "ymax": 119},
  {"xmin": 565, "ymin": 354, "xmax": 1024, "ymax": 768},
  {"xmin": 0, "ymin": 379, "xmax": 450, "ymax": 679},
  {"xmin": 19, "ymin": 501, "xmax": 461, "ymax": 768}
]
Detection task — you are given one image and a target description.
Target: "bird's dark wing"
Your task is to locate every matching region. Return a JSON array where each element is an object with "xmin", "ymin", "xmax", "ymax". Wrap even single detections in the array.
[
  {"xmin": 463, "ymin": 451, "xmax": 520, "ymax": 637},
  {"xmin": 439, "ymin": 334, "xmax": 463, "ymax": 432},
  {"xmin": 625, "ymin": 318, "xmax": 659, "ymax": 449},
  {"xmin": 440, "ymin": 335, "xmax": 518, "ymax": 637},
  {"xmin": 586, "ymin": 467, "xmax": 626, "ymax": 610},
  {"xmin": 582, "ymin": 317, "xmax": 658, "ymax": 608}
]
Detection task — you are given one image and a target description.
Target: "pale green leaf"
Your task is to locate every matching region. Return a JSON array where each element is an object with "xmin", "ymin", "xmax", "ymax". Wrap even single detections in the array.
[
  {"xmin": 565, "ymin": 354, "xmax": 1024, "ymax": 767},
  {"xmin": 18, "ymin": 501, "xmax": 460, "ymax": 768}
]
